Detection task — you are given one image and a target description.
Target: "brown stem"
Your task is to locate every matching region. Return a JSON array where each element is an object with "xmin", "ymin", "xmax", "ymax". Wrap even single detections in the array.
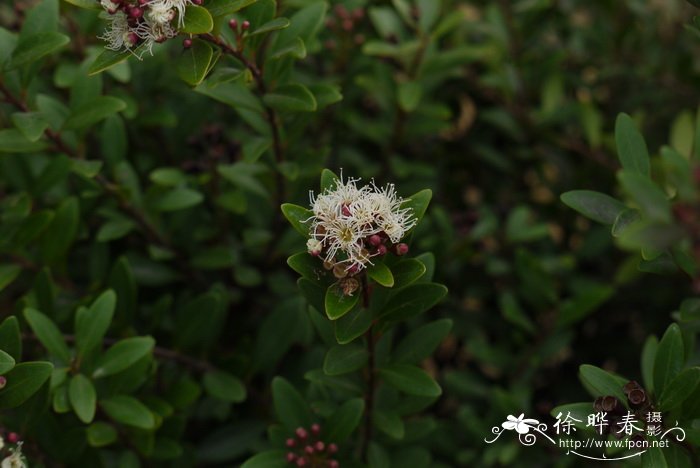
[{"xmin": 360, "ymin": 323, "xmax": 376, "ymax": 461}]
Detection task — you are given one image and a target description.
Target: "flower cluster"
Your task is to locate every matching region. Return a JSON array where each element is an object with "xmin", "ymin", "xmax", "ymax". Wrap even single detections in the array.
[
  {"xmin": 285, "ymin": 424, "xmax": 339, "ymax": 468},
  {"xmin": 98, "ymin": 0, "xmax": 197, "ymax": 57},
  {"xmin": 306, "ymin": 176, "xmax": 415, "ymax": 277},
  {"xmin": 0, "ymin": 434, "xmax": 26, "ymax": 468}
]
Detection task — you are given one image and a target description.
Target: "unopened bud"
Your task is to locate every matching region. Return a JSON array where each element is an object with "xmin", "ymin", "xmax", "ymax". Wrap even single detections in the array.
[
  {"xmin": 329, "ymin": 460, "xmax": 339, "ymax": 468},
  {"xmin": 368, "ymin": 235, "xmax": 382, "ymax": 246},
  {"xmin": 341, "ymin": 204, "xmax": 352, "ymax": 216},
  {"xmin": 376, "ymin": 244, "xmax": 388, "ymax": 256},
  {"xmin": 296, "ymin": 458, "xmax": 307, "ymax": 467},
  {"xmin": 327, "ymin": 443, "xmax": 338, "ymax": 454},
  {"xmin": 128, "ymin": 6, "xmax": 143, "ymax": 19},
  {"xmin": 183, "ymin": 38, "xmax": 193, "ymax": 49},
  {"xmin": 192, "ymin": 0, "xmax": 202, "ymax": 4},
  {"xmin": 295, "ymin": 427, "xmax": 308, "ymax": 440},
  {"xmin": 315, "ymin": 441, "xmax": 325, "ymax": 451},
  {"xmin": 286, "ymin": 452, "xmax": 297, "ymax": 463},
  {"xmin": 286, "ymin": 438, "xmax": 296, "ymax": 448},
  {"xmin": 126, "ymin": 32, "xmax": 139, "ymax": 46},
  {"xmin": 342, "ymin": 19, "xmax": 353, "ymax": 31},
  {"xmin": 242, "ymin": 20, "xmax": 250, "ymax": 30},
  {"xmin": 396, "ymin": 243, "xmax": 409, "ymax": 255},
  {"xmin": 229, "ymin": 18, "xmax": 238, "ymax": 30},
  {"xmin": 304, "ymin": 445, "xmax": 314, "ymax": 455},
  {"xmin": 311, "ymin": 423, "xmax": 321, "ymax": 435},
  {"xmin": 7, "ymin": 433, "xmax": 19, "ymax": 444},
  {"xmin": 0, "ymin": 376, "xmax": 6, "ymax": 389}
]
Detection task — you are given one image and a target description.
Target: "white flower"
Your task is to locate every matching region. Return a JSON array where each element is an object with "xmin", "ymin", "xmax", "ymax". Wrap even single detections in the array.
[
  {"xmin": 146, "ymin": 2, "xmax": 176, "ymax": 25},
  {"xmin": 1, "ymin": 445, "xmax": 26, "ymax": 468},
  {"xmin": 306, "ymin": 174, "xmax": 415, "ymax": 272},
  {"xmin": 501, "ymin": 414, "xmax": 540, "ymax": 434},
  {"xmin": 146, "ymin": 0, "xmax": 191, "ymax": 28},
  {"xmin": 98, "ymin": 11, "xmax": 137, "ymax": 52}
]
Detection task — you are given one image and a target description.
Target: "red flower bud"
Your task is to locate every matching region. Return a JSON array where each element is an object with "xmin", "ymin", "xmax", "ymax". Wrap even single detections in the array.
[
  {"xmin": 295, "ymin": 427, "xmax": 308, "ymax": 440},
  {"xmin": 329, "ymin": 460, "xmax": 339, "ymax": 468},
  {"xmin": 183, "ymin": 38, "xmax": 193, "ymax": 49},
  {"xmin": 286, "ymin": 438, "xmax": 296, "ymax": 448},
  {"xmin": 286, "ymin": 452, "xmax": 297, "ymax": 463},
  {"xmin": 304, "ymin": 445, "xmax": 314, "ymax": 455},
  {"xmin": 314, "ymin": 441, "xmax": 325, "ymax": 452},
  {"xmin": 128, "ymin": 6, "xmax": 143, "ymax": 19},
  {"xmin": 327, "ymin": 443, "xmax": 338, "ymax": 454},
  {"xmin": 311, "ymin": 423, "xmax": 321, "ymax": 435},
  {"xmin": 376, "ymin": 244, "xmax": 388, "ymax": 256},
  {"xmin": 192, "ymin": 0, "xmax": 202, "ymax": 4},
  {"xmin": 396, "ymin": 243, "xmax": 409, "ymax": 255},
  {"xmin": 242, "ymin": 20, "xmax": 250, "ymax": 30},
  {"xmin": 229, "ymin": 18, "xmax": 238, "ymax": 30},
  {"xmin": 7, "ymin": 432, "xmax": 19, "ymax": 444},
  {"xmin": 0, "ymin": 376, "xmax": 6, "ymax": 389},
  {"xmin": 296, "ymin": 458, "xmax": 307, "ymax": 467},
  {"xmin": 368, "ymin": 234, "xmax": 382, "ymax": 246}
]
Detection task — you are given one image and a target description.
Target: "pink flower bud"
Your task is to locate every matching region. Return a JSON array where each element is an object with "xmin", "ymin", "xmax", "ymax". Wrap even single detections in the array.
[
  {"xmin": 296, "ymin": 458, "xmax": 307, "ymax": 467},
  {"xmin": 286, "ymin": 438, "xmax": 296, "ymax": 448},
  {"xmin": 183, "ymin": 38, "xmax": 193, "ymax": 49},
  {"xmin": 0, "ymin": 376, "xmax": 6, "ymax": 389},
  {"xmin": 7, "ymin": 432, "xmax": 19, "ymax": 444},
  {"xmin": 396, "ymin": 243, "xmax": 409, "ymax": 255},
  {"xmin": 126, "ymin": 32, "xmax": 139, "ymax": 46},
  {"xmin": 327, "ymin": 443, "xmax": 338, "ymax": 454},
  {"xmin": 342, "ymin": 19, "xmax": 353, "ymax": 31},
  {"xmin": 376, "ymin": 244, "xmax": 388, "ymax": 256},
  {"xmin": 128, "ymin": 6, "xmax": 143, "ymax": 19},
  {"xmin": 311, "ymin": 423, "xmax": 321, "ymax": 435},
  {"xmin": 314, "ymin": 441, "xmax": 325, "ymax": 452},
  {"xmin": 242, "ymin": 20, "xmax": 250, "ymax": 30},
  {"xmin": 192, "ymin": 0, "xmax": 202, "ymax": 4},
  {"xmin": 368, "ymin": 234, "xmax": 382, "ymax": 246},
  {"xmin": 341, "ymin": 204, "xmax": 352, "ymax": 216},
  {"xmin": 329, "ymin": 460, "xmax": 339, "ymax": 468},
  {"xmin": 304, "ymin": 445, "xmax": 314, "ymax": 455},
  {"xmin": 286, "ymin": 452, "xmax": 297, "ymax": 463},
  {"xmin": 295, "ymin": 427, "xmax": 308, "ymax": 440},
  {"xmin": 229, "ymin": 18, "xmax": 238, "ymax": 30}
]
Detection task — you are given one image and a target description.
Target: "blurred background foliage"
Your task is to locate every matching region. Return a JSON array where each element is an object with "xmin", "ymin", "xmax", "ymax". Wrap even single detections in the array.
[{"xmin": 1, "ymin": 0, "xmax": 700, "ymax": 466}]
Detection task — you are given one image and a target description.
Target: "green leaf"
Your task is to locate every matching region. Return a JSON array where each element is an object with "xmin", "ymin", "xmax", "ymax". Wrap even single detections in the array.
[
  {"xmin": 367, "ymin": 262, "xmax": 394, "ymax": 287},
  {"xmin": 24, "ymin": 308, "xmax": 71, "ymax": 364},
  {"xmin": 560, "ymin": 190, "xmax": 627, "ymax": 225},
  {"xmin": 617, "ymin": 171, "xmax": 670, "ymax": 223},
  {"xmin": 249, "ymin": 17, "xmax": 290, "ymax": 36},
  {"xmin": 152, "ymin": 187, "xmax": 204, "ymax": 211},
  {"xmin": 335, "ymin": 306, "xmax": 372, "ymax": 344},
  {"xmin": 11, "ymin": 112, "xmax": 48, "ymax": 142},
  {"xmin": 69, "ymin": 374, "xmax": 97, "ymax": 424},
  {"xmin": 0, "ymin": 362, "xmax": 53, "ymax": 409},
  {"xmin": 641, "ymin": 335, "xmax": 658, "ymax": 394},
  {"xmin": 325, "ymin": 284, "xmax": 360, "ymax": 320},
  {"xmin": 97, "ymin": 218, "xmax": 136, "ymax": 242},
  {"xmin": 264, "ymin": 84, "xmax": 317, "ymax": 112},
  {"xmin": 324, "ymin": 398, "xmax": 364, "ymax": 442},
  {"xmin": 271, "ymin": 376, "xmax": 312, "ymax": 431},
  {"xmin": 9, "ymin": 31, "xmax": 69, "ymax": 68},
  {"xmin": 377, "ymin": 283, "xmax": 447, "ymax": 322},
  {"xmin": 398, "ymin": 81, "xmax": 422, "ymax": 112},
  {"xmin": 393, "ymin": 319, "xmax": 452, "ymax": 364},
  {"xmin": 75, "ymin": 290, "xmax": 116, "ymax": 358},
  {"xmin": 320, "ymin": 169, "xmax": 340, "ymax": 192},
  {"xmin": 378, "ymin": 364, "xmax": 441, "ymax": 397},
  {"xmin": 0, "ymin": 129, "xmax": 48, "ymax": 153},
  {"xmin": 0, "ymin": 317, "xmax": 22, "ymax": 361},
  {"xmin": 203, "ymin": 371, "xmax": 246, "ymax": 403},
  {"xmin": 205, "ymin": 0, "xmax": 258, "ymax": 17},
  {"xmin": 63, "ymin": 0, "xmax": 101, "ymax": 9},
  {"xmin": 615, "ymin": 113, "xmax": 650, "ymax": 176},
  {"xmin": 87, "ymin": 422, "xmax": 118, "ymax": 447},
  {"xmin": 641, "ymin": 447, "xmax": 667, "ymax": 468},
  {"xmin": 323, "ymin": 344, "xmax": 368, "ymax": 376},
  {"xmin": 374, "ymin": 410, "xmax": 404, "ymax": 439},
  {"xmin": 0, "ymin": 264, "xmax": 21, "ymax": 293},
  {"xmin": 578, "ymin": 364, "xmax": 627, "ymax": 402},
  {"xmin": 92, "ymin": 337, "xmax": 154, "ymax": 378},
  {"xmin": 241, "ymin": 450, "xmax": 288, "ymax": 468},
  {"xmin": 176, "ymin": 39, "xmax": 214, "ymax": 86},
  {"xmin": 287, "ymin": 253, "xmax": 327, "ymax": 280},
  {"xmin": 658, "ymin": 367, "xmax": 700, "ymax": 410},
  {"xmin": 270, "ymin": 1, "xmax": 327, "ymax": 53},
  {"xmin": 41, "ymin": 197, "xmax": 79, "ymax": 263},
  {"xmin": 654, "ymin": 324, "xmax": 685, "ymax": 396},
  {"xmin": 180, "ymin": 5, "xmax": 214, "ymax": 33},
  {"xmin": 88, "ymin": 47, "xmax": 142, "ymax": 76},
  {"xmin": 100, "ymin": 395, "xmax": 155, "ymax": 429},
  {"xmin": 0, "ymin": 350, "xmax": 16, "ymax": 375},
  {"xmin": 63, "ymin": 96, "xmax": 127, "ymax": 130},
  {"xmin": 281, "ymin": 203, "xmax": 312, "ymax": 236},
  {"xmin": 71, "ymin": 159, "xmax": 103, "ymax": 178},
  {"xmin": 402, "ymin": 189, "xmax": 432, "ymax": 227},
  {"xmin": 390, "ymin": 259, "xmax": 426, "ymax": 288}
]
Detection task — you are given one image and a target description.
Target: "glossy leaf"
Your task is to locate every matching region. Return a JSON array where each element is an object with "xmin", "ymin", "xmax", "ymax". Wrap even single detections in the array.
[
  {"xmin": 93, "ymin": 337, "xmax": 155, "ymax": 378},
  {"xmin": 24, "ymin": 308, "xmax": 71, "ymax": 364},
  {"xmin": 378, "ymin": 364, "xmax": 442, "ymax": 397},
  {"xmin": 0, "ymin": 362, "xmax": 53, "ymax": 409},
  {"xmin": 323, "ymin": 344, "xmax": 368, "ymax": 375},
  {"xmin": 69, "ymin": 374, "xmax": 97, "ymax": 423}
]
